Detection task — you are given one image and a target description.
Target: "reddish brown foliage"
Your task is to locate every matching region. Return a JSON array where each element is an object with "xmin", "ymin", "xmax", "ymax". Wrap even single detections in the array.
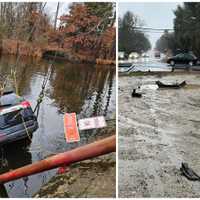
[
  {"xmin": 98, "ymin": 27, "xmax": 116, "ymax": 60},
  {"xmin": 57, "ymin": 4, "xmax": 116, "ymax": 61},
  {"xmin": 59, "ymin": 4, "xmax": 101, "ymax": 52},
  {"xmin": 1, "ymin": 3, "xmax": 115, "ymax": 64},
  {"xmin": 2, "ymin": 39, "xmax": 42, "ymax": 57}
]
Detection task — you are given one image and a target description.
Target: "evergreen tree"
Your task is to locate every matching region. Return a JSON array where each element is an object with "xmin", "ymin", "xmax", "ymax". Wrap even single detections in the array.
[
  {"xmin": 156, "ymin": 2, "xmax": 200, "ymax": 57},
  {"xmin": 119, "ymin": 11, "xmax": 151, "ymax": 54}
]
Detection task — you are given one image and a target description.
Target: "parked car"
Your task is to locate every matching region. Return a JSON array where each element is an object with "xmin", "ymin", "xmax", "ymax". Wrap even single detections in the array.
[
  {"xmin": 129, "ymin": 52, "xmax": 139, "ymax": 59},
  {"xmin": 154, "ymin": 51, "xmax": 160, "ymax": 58},
  {"xmin": 0, "ymin": 91, "xmax": 38, "ymax": 146},
  {"xmin": 142, "ymin": 53, "xmax": 149, "ymax": 58},
  {"xmin": 154, "ymin": 50, "xmax": 161, "ymax": 59},
  {"xmin": 118, "ymin": 51, "xmax": 125, "ymax": 60},
  {"xmin": 118, "ymin": 60, "xmax": 133, "ymax": 68},
  {"xmin": 167, "ymin": 53, "xmax": 198, "ymax": 66}
]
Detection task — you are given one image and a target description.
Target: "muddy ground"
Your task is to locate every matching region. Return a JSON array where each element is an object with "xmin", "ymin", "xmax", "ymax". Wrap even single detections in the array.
[
  {"xmin": 119, "ymin": 72, "xmax": 200, "ymax": 197},
  {"xmin": 34, "ymin": 153, "xmax": 115, "ymax": 198}
]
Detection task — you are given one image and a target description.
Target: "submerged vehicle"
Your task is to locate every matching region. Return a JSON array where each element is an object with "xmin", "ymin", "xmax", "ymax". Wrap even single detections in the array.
[{"xmin": 0, "ymin": 91, "xmax": 38, "ymax": 145}]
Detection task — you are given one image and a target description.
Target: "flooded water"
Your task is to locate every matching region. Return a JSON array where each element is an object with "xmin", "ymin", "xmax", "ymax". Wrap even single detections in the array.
[
  {"xmin": 119, "ymin": 58, "xmax": 172, "ymax": 73},
  {"xmin": 119, "ymin": 58, "xmax": 200, "ymax": 73},
  {"xmin": 131, "ymin": 60, "xmax": 172, "ymax": 72},
  {"xmin": 0, "ymin": 55, "xmax": 115, "ymax": 197}
]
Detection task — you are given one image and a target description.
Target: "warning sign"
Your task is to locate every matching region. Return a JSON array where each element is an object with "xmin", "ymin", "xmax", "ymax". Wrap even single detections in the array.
[{"xmin": 78, "ymin": 116, "xmax": 107, "ymax": 130}]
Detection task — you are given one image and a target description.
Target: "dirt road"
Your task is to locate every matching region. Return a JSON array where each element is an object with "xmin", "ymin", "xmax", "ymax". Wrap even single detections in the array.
[{"xmin": 119, "ymin": 72, "xmax": 200, "ymax": 197}]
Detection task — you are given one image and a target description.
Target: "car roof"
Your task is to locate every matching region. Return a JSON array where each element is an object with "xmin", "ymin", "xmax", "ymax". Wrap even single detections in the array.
[{"xmin": 0, "ymin": 92, "xmax": 24, "ymax": 108}]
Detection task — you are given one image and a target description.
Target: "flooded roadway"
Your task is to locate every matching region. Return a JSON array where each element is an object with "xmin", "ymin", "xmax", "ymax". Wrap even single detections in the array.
[
  {"xmin": 119, "ymin": 69, "xmax": 200, "ymax": 197},
  {"xmin": 0, "ymin": 55, "xmax": 116, "ymax": 197},
  {"xmin": 119, "ymin": 57, "xmax": 172, "ymax": 73},
  {"xmin": 119, "ymin": 57, "xmax": 200, "ymax": 73}
]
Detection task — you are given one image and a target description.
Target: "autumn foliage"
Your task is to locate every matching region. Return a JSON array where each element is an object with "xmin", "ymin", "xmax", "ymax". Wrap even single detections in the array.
[
  {"xmin": 52, "ymin": 3, "xmax": 116, "ymax": 63},
  {"xmin": 0, "ymin": 2, "xmax": 116, "ymax": 64}
]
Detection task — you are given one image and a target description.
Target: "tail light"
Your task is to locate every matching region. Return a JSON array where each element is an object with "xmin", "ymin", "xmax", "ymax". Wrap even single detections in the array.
[
  {"xmin": 0, "ymin": 101, "xmax": 31, "ymax": 115},
  {"xmin": 21, "ymin": 101, "xmax": 31, "ymax": 108}
]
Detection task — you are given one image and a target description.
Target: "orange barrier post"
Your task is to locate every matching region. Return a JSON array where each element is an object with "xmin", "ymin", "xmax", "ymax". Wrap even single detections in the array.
[{"xmin": 0, "ymin": 135, "xmax": 116, "ymax": 183}]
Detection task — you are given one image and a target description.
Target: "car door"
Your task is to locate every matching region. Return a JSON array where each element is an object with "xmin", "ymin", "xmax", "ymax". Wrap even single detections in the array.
[
  {"xmin": 175, "ymin": 53, "xmax": 184, "ymax": 64},
  {"xmin": 184, "ymin": 54, "xmax": 191, "ymax": 64}
]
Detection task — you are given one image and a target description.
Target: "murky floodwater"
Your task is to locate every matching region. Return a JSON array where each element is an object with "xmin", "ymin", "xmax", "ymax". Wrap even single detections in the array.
[
  {"xmin": 131, "ymin": 58, "xmax": 172, "ymax": 72},
  {"xmin": 0, "ymin": 55, "xmax": 115, "ymax": 197},
  {"xmin": 119, "ymin": 58, "xmax": 172, "ymax": 73},
  {"xmin": 119, "ymin": 58, "xmax": 200, "ymax": 73}
]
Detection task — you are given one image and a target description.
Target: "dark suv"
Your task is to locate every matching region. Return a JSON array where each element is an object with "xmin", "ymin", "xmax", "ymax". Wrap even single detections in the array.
[
  {"xmin": 0, "ymin": 92, "xmax": 38, "ymax": 145},
  {"xmin": 167, "ymin": 53, "xmax": 198, "ymax": 66}
]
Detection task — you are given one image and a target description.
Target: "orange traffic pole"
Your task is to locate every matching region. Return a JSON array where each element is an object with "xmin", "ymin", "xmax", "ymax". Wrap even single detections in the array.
[{"xmin": 0, "ymin": 135, "xmax": 116, "ymax": 183}]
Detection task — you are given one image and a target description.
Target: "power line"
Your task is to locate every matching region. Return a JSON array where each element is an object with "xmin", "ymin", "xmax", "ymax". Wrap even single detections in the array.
[
  {"xmin": 134, "ymin": 26, "xmax": 173, "ymax": 32},
  {"xmin": 142, "ymin": 30, "xmax": 172, "ymax": 34}
]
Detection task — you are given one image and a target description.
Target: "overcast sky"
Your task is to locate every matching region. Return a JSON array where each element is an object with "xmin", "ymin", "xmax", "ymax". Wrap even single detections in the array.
[
  {"xmin": 119, "ymin": 2, "xmax": 181, "ymax": 48},
  {"xmin": 45, "ymin": 2, "xmax": 70, "ymax": 25}
]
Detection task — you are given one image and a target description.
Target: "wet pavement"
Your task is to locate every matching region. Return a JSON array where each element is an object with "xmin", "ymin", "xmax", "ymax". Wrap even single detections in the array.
[
  {"xmin": 0, "ymin": 55, "xmax": 115, "ymax": 197},
  {"xmin": 119, "ymin": 72, "xmax": 200, "ymax": 197},
  {"xmin": 119, "ymin": 58, "xmax": 200, "ymax": 73}
]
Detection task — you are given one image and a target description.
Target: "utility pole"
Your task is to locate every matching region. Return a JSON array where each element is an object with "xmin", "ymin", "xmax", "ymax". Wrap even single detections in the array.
[{"xmin": 54, "ymin": 2, "xmax": 60, "ymax": 30}]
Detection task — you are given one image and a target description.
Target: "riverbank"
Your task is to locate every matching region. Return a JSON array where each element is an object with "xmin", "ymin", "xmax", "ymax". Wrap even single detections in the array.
[
  {"xmin": 0, "ymin": 39, "xmax": 115, "ymax": 65},
  {"xmin": 34, "ymin": 153, "xmax": 116, "ymax": 198},
  {"xmin": 119, "ymin": 72, "xmax": 200, "ymax": 197}
]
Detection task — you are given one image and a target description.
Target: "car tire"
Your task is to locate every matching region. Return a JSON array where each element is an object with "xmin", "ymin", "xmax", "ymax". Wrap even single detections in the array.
[
  {"xmin": 189, "ymin": 61, "xmax": 194, "ymax": 66},
  {"xmin": 170, "ymin": 60, "xmax": 175, "ymax": 66}
]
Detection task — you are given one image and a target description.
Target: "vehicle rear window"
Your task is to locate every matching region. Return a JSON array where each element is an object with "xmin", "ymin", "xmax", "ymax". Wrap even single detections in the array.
[{"xmin": 0, "ymin": 107, "xmax": 35, "ymax": 129}]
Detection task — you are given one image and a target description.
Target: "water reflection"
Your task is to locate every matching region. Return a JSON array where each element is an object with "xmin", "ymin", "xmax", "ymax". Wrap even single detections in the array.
[
  {"xmin": 0, "ymin": 139, "xmax": 32, "ymax": 197},
  {"xmin": 0, "ymin": 55, "xmax": 115, "ymax": 197},
  {"xmin": 49, "ymin": 62, "xmax": 115, "ymax": 118},
  {"xmin": 0, "ymin": 140, "xmax": 32, "ymax": 173}
]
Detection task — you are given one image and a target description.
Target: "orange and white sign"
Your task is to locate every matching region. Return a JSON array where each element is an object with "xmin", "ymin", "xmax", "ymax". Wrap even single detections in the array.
[
  {"xmin": 78, "ymin": 116, "xmax": 107, "ymax": 130},
  {"xmin": 64, "ymin": 113, "xmax": 80, "ymax": 143}
]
